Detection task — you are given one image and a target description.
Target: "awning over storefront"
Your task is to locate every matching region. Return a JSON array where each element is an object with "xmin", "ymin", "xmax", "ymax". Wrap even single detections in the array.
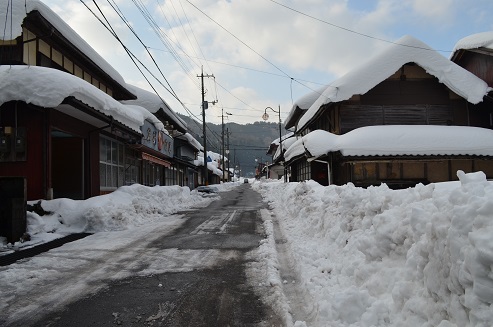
[{"xmin": 142, "ymin": 153, "xmax": 171, "ymax": 167}]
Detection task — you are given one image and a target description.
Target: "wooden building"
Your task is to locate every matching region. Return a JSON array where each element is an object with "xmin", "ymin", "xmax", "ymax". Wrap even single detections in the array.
[
  {"xmin": 0, "ymin": 0, "xmax": 141, "ymax": 200},
  {"xmin": 0, "ymin": 1, "xmax": 194, "ymax": 200},
  {"xmin": 122, "ymin": 85, "xmax": 201, "ymax": 189},
  {"xmin": 450, "ymin": 31, "xmax": 493, "ymax": 129},
  {"xmin": 285, "ymin": 35, "xmax": 493, "ymax": 188}
]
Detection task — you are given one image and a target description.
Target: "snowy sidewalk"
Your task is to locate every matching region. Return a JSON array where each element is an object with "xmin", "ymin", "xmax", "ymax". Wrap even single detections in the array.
[{"xmin": 252, "ymin": 172, "xmax": 493, "ymax": 327}]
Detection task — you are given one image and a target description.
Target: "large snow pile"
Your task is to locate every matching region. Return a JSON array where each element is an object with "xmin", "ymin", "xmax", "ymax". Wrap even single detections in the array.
[{"xmin": 253, "ymin": 171, "xmax": 493, "ymax": 326}]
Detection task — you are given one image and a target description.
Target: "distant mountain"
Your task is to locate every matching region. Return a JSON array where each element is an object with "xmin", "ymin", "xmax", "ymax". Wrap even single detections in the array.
[{"xmin": 177, "ymin": 114, "xmax": 285, "ymax": 177}]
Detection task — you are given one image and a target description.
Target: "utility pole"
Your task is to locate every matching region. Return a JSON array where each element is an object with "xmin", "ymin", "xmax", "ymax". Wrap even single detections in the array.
[
  {"xmin": 221, "ymin": 109, "xmax": 232, "ymax": 183},
  {"xmin": 197, "ymin": 66, "xmax": 215, "ymax": 186},
  {"xmin": 226, "ymin": 127, "xmax": 230, "ymax": 181},
  {"xmin": 221, "ymin": 109, "xmax": 225, "ymax": 183}
]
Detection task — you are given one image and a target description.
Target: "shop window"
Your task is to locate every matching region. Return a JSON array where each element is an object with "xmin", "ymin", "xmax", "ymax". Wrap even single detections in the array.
[
  {"xmin": 296, "ymin": 160, "xmax": 310, "ymax": 182},
  {"xmin": 165, "ymin": 167, "xmax": 174, "ymax": 186},
  {"xmin": 99, "ymin": 136, "xmax": 125, "ymax": 190},
  {"xmin": 142, "ymin": 161, "xmax": 164, "ymax": 186},
  {"xmin": 125, "ymin": 150, "xmax": 140, "ymax": 185}
]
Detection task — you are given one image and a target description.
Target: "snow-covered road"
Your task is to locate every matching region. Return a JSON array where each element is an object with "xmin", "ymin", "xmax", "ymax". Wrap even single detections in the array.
[
  {"xmin": 0, "ymin": 182, "xmax": 287, "ymax": 326},
  {"xmin": 3, "ymin": 171, "xmax": 493, "ymax": 326}
]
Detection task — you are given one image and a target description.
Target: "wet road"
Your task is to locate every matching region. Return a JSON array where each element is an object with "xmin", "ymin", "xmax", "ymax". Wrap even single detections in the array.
[{"xmin": 31, "ymin": 184, "xmax": 283, "ymax": 326}]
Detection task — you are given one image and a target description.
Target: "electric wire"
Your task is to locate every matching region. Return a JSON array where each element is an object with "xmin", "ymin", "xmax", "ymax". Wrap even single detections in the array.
[
  {"xmin": 0, "ymin": 0, "xmax": 12, "ymax": 64},
  {"xmin": 267, "ymin": 0, "xmax": 452, "ymax": 53},
  {"xmin": 123, "ymin": 0, "xmax": 222, "ymax": 125},
  {"xmin": 92, "ymin": 0, "xmax": 211, "ymax": 137},
  {"xmin": 183, "ymin": 0, "xmax": 334, "ymax": 108},
  {"xmin": 147, "ymin": 45, "xmax": 328, "ymax": 87}
]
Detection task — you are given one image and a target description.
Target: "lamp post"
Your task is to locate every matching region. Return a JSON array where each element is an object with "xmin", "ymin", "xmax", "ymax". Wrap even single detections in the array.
[{"xmin": 263, "ymin": 105, "xmax": 284, "ymax": 182}]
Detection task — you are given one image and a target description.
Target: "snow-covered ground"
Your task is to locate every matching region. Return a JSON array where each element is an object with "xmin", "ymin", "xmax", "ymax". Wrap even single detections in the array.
[
  {"xmin": 0, "ymin": 183, "xmax": 227, "ymax": 254},
  {"xmin": 2, "ymin": 172, "xmax": 493, "ymax": 326},
  {"xmin": 253, "ymin": 171, "xmax": 493, "ymax": 327}
]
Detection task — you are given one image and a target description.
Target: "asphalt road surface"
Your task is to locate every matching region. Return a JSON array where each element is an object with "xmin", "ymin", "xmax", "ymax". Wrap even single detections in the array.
[{"xmin": 27, "ymin": 183, "xmax": 284, "ymax": 327}]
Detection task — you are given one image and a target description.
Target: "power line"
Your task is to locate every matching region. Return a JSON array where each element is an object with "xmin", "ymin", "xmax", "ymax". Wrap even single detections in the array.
[
  {"xmin": 182, "ymin": 0, "xmax": 335, "ymax": 110},
  {"xmin": 184, "ymin": 0, "xmax": 292, "ymax": 80},
  {"xmin": 84, "ymin": 0, "xmax": 219, "ymax": 143},
  {"xmin": 268, "ymin": 0, "xmax": 452, "ymax": 53},
  {"xmin": 147, "ymin": 47, "xmax": 321, "ymax": 83}
]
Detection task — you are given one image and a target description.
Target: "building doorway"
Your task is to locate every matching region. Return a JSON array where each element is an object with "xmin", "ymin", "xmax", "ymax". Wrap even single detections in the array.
[{"xmin": 51, "ymin": 130, "xmax": 84, "ymax": 199}]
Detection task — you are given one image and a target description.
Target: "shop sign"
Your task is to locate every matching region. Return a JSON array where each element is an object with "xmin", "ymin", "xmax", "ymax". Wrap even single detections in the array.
[{"xmin": 141, "ymin": 120, "xmax": 173, "ymax": 157}]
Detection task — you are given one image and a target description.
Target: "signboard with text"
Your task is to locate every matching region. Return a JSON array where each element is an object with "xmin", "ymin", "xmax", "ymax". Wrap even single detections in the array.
[{"xmin": 141, "ymin": 120, "xmax": 173, "ymax": 158}]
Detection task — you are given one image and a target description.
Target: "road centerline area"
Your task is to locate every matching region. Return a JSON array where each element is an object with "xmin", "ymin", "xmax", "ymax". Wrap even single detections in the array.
[{"xmin": 1, "ymin": 184, "xmax": 286, "ymax": 327}]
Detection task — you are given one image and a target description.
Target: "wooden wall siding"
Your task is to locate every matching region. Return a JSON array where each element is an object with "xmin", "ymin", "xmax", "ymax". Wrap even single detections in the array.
[
  {"xmin": 0, "ymin": 102, "xmax": 46, "ymax": 200},
  {"xmin": 475, "ymin": 159, "xmax": 493, "ymax": 177},
  {"xmin": 361, "ymin": 79, "xmax": 451, "ymax": 105},
  {"xmin": 339, "ymin": 104, "xmax": 453, "ymax": 133},
  {"xmin": 468, "ymin": 101, "xmax": 493, "ymax": 129},
  {"xmin": 457, "ymin": 50, "xmax": 493, "ymax": 87},
  {"xmin": 345, "ymin": 158, "xmax": 493, "ymax": 188}
]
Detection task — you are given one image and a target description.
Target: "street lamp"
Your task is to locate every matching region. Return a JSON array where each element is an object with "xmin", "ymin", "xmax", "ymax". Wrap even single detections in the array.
[{"xmin": 263, "ymin": 105, "xmax": 285, "ymax": 182}]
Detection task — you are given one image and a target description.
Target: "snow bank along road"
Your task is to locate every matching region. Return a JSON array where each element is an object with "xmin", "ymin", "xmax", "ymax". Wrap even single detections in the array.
[{"xmin": 0, "ymin": 184, "xmax": 287, "ymax": 326}]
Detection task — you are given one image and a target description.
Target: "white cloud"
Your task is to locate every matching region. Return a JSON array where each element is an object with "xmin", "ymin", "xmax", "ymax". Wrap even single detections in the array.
[{"xmin": 35, "ymin": 0, "xmax": 493, "ymax": 124}]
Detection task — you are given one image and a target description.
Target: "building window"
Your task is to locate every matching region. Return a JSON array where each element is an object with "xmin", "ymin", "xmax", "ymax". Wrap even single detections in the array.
[
  {"xmin": 52, "ymin": 48, "xmax": 63, "ymax": 66},
  {"xmin": 125, "ymin": 149, "xmax": 140, "ymax": 185},
  {"xmin": 74, "ymin": 64, "xmax": 83, "ymax": 78},
  {"xmin": 83, "ymin": 71, "xmax": 92, "ymax": 84},
  {"xmin": 63, "ymin": 57, "xmax": 74, "ymax": 74},
  {"xmin": 38, "ymin": 39, "xmax": 50, "ymax": 58},
  {"xmin": 22, "ymin": 27, "xmax": 116, "ymax": 98},
  {"xmin": 165, "ymin": 167, "xmax": 174, "ymax": 186},
  {"xmin": 142, "ymin": 160, "xmax": 163, "ymax": 186},
  {"xmin": 296, "ymin": 160, "xmax": 311, "ymax": 182},
  {"xmin": 99, "ymin": 136, "xmax": 124, "ymax": 190},
  {"xmin": 22, "ymin": 28, "xmax": 36, "ymax": 65},
  {"xmin": 92, "ymin": 77, "xmax": 99, "ymax": 89}
]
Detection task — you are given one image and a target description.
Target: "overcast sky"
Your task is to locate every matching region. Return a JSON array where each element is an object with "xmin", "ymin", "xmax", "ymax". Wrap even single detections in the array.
[{"xmin": 40, "ymin": 0, "xmax": 493, "ymax": 125}]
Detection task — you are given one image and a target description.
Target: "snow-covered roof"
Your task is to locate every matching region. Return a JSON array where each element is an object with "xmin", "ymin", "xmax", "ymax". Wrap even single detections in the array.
[
  {"xmin": 194, "ymin": 151, "xmax": 223, "ymax": 176},
  {"xmin": 284, "ymin": 125, "xmax": 493, "ymax": 161},
  {"xmin": 452, "ymin": 31, "xmax": 493, "ymax": 53},
  {"xmin": 270, "ymin": 132, "xmax": 296, "ymax": 160},
  {"xmin": 122, "ymin": 85, "xmax": 187, "ymax": 131},
  {"xmin": 0, "ymin": 65, "xmax": 147, "ymax": 133},
  {"xmin": 296, "ymin": 35, "xmax": 492, "ymax": 132},
  {"xmin": 270, "ymin": 131, "xmax": 294, "ymax": 147},
  {"xmin": 124, "ymin": 104, "xmax": 166, "ymax": 134},
  {"xmin": 285, "ymin": 130, "xmax": 338, "ymax": 161},
  {"xmin": 0, "ymin": 0, "xmax": 128, "ymax": 89},
  {"xmin": 178, "ymin": 133, "xmax": 203, "ymax": 151},
  {"xmin": 285, "ymin": 85, "xmax": 327, "ymax": 127}
]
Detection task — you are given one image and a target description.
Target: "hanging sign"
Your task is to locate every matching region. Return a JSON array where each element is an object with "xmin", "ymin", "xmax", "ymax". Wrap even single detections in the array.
[{"xmin": 141, "ymin": 120, "xmax": 173, "ymax": 157}]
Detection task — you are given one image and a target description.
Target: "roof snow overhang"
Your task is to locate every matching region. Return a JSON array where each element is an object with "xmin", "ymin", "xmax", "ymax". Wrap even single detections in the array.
[
  {"xmin": 1, "ymin": 0, "xmax": 136, "ymax": 100},
  {"xmin": 0, "ymin": 66, "xmax": 145, "ymax": 133},
  {"xmin": 122, "ymin": 85, "xmax": 187, "ymax": 133},
  {"xmin": 296, "ymin": 35, "xmax": 492, "ymax": 133}
]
